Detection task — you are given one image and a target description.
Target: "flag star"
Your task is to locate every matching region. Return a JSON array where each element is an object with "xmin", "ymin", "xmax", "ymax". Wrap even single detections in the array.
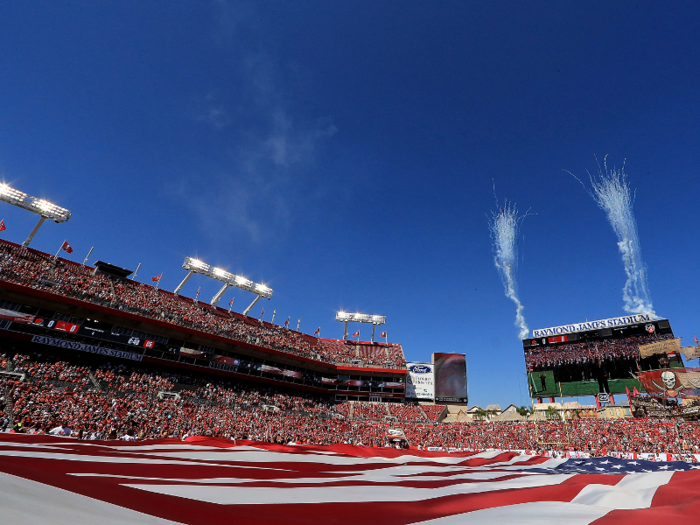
[
  {"xmin": 594, "ymin": 467, "xmax": 605, "ymax": 471},
  {"xmin": 600, "ymin": 460, "xmax": 610, "ymax": 464},
  {"xmin": 629, "ymin": 461, "xmax": 639, "ymax": 465},
  {"xmin": 611, "ymin": 465, "xmax": 623, "ymax": 469},
  {"xmin": 658, "ymin": 465, "xmax": 670, "ymax": 470}
]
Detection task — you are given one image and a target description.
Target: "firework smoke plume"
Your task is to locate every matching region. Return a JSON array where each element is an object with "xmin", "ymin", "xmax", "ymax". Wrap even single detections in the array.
[
  {"xmin": 584, "ymin": 158, "xmax": 655, "ymax": 316},
  {"xmin": 490, "ymin": 201, "xmax": 529, "ymax": 339}
]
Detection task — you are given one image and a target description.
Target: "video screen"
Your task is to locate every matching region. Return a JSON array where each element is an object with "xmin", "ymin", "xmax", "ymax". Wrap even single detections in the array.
[
  {"xmin": 433, "ymin": 353, "xmax": 467, "ymax": 402},
  {"xmin": 524, "ymin": 321, "xmax": 679, "ymax": 398}
]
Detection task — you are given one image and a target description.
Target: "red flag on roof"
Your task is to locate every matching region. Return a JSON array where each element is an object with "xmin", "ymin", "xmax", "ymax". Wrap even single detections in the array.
[
  {"xmin": 152, "ymin": 274, "xmax": 162, "ymax": 282},
  {"xmin": 61, "ymin": 241, "xmax": 73, "ymax": 254},
  {"xmin": 380, "ymin": 332, "xmax": 387, "ymax": 338},
  {"xmin": 284, "ymin": 317, "xmax": 290, "ymax": 327},
  {"xmin": 0, "ymin": 219, "xmax": 5, "ymax": 232},
  {"xmin": 352, "ymin": 330, "xmax": 360, "ymax": 337},
  {"xmin": 314, "ymin": 327, "xmax": 320, "ymax": 336}
]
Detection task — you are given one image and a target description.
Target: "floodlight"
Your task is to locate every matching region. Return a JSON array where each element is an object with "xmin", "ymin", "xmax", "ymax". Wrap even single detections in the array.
[
  {"xmin": 213, "ymin": 267, "xmax": 228, "ymax": 278},
  {"xmin": 0, "ymin": 183, "xmax": 72, "ymax": 247},
  {"xmin": 335, "ymin": 312, "xmax": 386, "ymax": 325},
  {"xmin": 175, "ymin": 256, "xmax": 273, "ymax": 312},
  {"xmin": 336, "ymin": 311, "xmax": 386, "ymax": 342}
]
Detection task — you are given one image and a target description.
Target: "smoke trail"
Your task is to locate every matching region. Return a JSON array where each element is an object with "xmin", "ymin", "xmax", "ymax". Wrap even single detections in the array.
[
  {"xmin": 569, "ymin": 157, "xmax": 655, "ymax": 316},
  {"xmin": 489, "ymin": 201, "xmax": 530, "ymax": 340}
]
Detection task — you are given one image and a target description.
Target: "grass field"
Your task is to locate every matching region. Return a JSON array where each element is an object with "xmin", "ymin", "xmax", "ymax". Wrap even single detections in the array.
[{"xmin": 528, "ymin": 371, "xmax": 644, "ymax": 398}]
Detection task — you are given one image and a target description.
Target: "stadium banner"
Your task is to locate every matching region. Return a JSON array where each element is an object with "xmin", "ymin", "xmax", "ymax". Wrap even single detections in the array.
[
  {"xmin": 212, "ymin": 355, "xmax": 240, "ymax": 366},
  {"xmin": 209, "ymin": 360, "xmax": 239, "ymax": 373},
  {"xmin": 33, "ymin": 317, "xmax": 80, "ymax": 333},
  {"xmin": 406, "ymin": 362, "xmax": 434, "ymax": 399},
  {"xmin": 682, "ymin": 346, "xmax": 700, "ymax": 360},
  {"xmin": 433, "ymin": 353, "xmax": 467, "ymax": 403},
  {"xmin": 637, "ymin": 367, "xmax": 700, "ymax": 398},
  {"xmin": 532, "ymin": 313, "xmax": 655, "ymax": 338},
  {"xmin": 30, "ymin": 335, "xmax": 143, "ymax": 361},
  {"xmin": 639, "ymin": 338, "xmax": 681, "ymax": 358},
  {"xmin": 321, "ymin": 377, "xmax": 339, "ymax": 385},
  {"xmin": 340, "ymin": 379, "xmax": 365, "ymax": 387},
  {"xmin": 379, "ymin": 381, "xmax": 404, "ymax": 389},
  {"xmin": 0, "ymin": 308, "xmax": 37, "ymax": 324},
  {"xmin": 180, "ymin": 347, "xmax": 207, "ymax": 359}
]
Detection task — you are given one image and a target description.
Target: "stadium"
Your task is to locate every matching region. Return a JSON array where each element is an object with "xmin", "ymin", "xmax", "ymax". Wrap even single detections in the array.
[
  {"xmin": 3, "ymin": 3, "xmax": 700, "ymax": 519},
  {"xmin": 2, "ymin": 186, "xmax": 700, "ymax": 522}
]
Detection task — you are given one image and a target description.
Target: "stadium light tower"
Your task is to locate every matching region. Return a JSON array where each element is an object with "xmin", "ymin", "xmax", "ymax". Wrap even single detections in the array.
[
  {"xmin": 174, "ymin": 257, "xmax": 273, "ymax": 314},
  {"xmin": 335, "ymin": 311, "xmax": 386, "ymax": 342},
  {"xmin": 0, "ymin": 183, "xmax": 72, "ymax": 247}
]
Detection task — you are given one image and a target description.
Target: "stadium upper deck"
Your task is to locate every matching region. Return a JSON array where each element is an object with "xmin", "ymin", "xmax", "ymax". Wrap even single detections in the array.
[{"xmin": 0, "ymin": 239, "xmax": 406, "ymax": 399}]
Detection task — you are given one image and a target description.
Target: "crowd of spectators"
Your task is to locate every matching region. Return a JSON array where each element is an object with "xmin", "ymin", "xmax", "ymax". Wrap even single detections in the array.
[
  {"xmin": 0, "ymin": 241, "xmax": 406, "ymax": 369},
  {"xmin": 350, "ymin": 402, "xmax": 390, "ymax": 421},
  {"xmin": 4, "ymin": 350, "xmax": 700, "ymax": 458},
  {"xmin": 421, "ymin": 404, "xmax": 446, "ymax": 422},
  {"xmin": 387, "ymin": 403, "xmax": 428, "ymax": 422},
  {"xmin": 525, "ymin": 334, "xmax": 674, "ymax": 369}
]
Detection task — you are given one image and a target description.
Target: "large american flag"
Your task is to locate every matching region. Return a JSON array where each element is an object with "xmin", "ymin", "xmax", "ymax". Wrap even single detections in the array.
[{"xmin": 0, "ymin": 434, "xmax": 699, "ymax": 524}]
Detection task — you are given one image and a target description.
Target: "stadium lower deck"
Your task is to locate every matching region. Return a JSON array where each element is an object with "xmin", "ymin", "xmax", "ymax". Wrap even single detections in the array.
[{"xmin": 2, "ymin": 348, "xmax": 700, "ymax": 457}]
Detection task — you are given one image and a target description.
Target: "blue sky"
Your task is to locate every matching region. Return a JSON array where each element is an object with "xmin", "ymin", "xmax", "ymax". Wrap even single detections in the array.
[{"xmin": 0, "ymin": 1, "xmax": 699, "ymax": 407}]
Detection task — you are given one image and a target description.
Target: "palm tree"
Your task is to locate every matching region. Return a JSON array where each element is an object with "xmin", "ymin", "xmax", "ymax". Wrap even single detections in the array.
[
  {"xmin": 473, "ymin": 408, "xmax": 488, "ymax": 421},
  {"xmin": 546, "ymin": 405, "xmax": 561, "ymax": 420},
  {"xmin": 516, "ymin": 406, "xmax": 532, "ymax": 417}
]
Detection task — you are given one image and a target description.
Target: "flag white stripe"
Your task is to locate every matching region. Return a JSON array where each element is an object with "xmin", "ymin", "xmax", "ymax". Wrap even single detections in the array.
[
  {"xmin": 125, "ymin": 473, "xmax": 574, "ymax": 505},
  {"xmin": 410, "ymin": 501, "xmax": 611, "ymax": 525},
  {"xmin": 0, "ymin": 472, "xmax": 183, "ymax": 525},
  {"xmin": 571, "ymin": 471, "xmax": 673, "ymax": 509}
]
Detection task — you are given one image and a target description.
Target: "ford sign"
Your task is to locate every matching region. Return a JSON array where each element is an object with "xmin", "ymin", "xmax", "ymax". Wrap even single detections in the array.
[{"xmin": 409, "ymin": 364, "xmax": 431, "ymax": 374}]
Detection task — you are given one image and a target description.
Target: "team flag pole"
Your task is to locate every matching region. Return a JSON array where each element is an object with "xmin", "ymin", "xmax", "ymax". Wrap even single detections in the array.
[
  {"xmin": 228, "ymin": 297, "xmax": 235, "ymax": 313},
  {"xmin": 82, "ymin": 247, "xmax": 94, "ymax": 266},
  {"xmin": 296, "ymin": 318, "xmax": 301, "ymax": 331},
  {"xmin": 284, "ymin": 316, "xmax": 290, "ymax": 329},
  {"xmin": 0, "ymin": 219, "xmax": 6, "ymax": 232},
  {"xmin": 352, "ymin": 330, "xmax": 360, "ymax": 342},
  {"xmin": 381, "ymin": 331, "xmax": 388, "ymax": 346},
  {"xmin": 152, "ymin": 273, "xmax": 163, "ymax": 290},
  {"xmin": 314, "ymin": 327, "xmax": 321, "ymax": 338},
  {"xmin": 55, "ymin": 240, "xmax": 73, "ymax": 258},
  {"xmin": 194, "ymin": 286, "xmax": 201, "ymax": 304}
]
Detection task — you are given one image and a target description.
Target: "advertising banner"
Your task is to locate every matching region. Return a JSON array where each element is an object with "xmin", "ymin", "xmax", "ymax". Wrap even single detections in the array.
[
  {"xmin": 433, "ymin": 353, "xmax": 467, "ymax": 403},
  {"xmin": 637, "ymin": 368, "xmax": 700, "ymax": 398},
  {"xmin": 639, "ymin": 338, "xmax": 681, "ymax": 358},
  {"xmin": 682, "ymin": 346, "xmax": 700, "ymax": 360},
  {"xmin": 406, "ymin": 362, "xmax": 434, "ymax": 399},
  {"xmin": 532, "ymin": 314, "xmax": 655, "ymax": 338},
  {"xmin": 30, "ymin": 335, "xmax": 143, "ymax": 361},
  {"xmin": 0, "ymin": 308, "xmax": 35, "ymax": 324},
  {"xmin": 180, "ymin": 347, "xmax": 207, "ymax": 359}
]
